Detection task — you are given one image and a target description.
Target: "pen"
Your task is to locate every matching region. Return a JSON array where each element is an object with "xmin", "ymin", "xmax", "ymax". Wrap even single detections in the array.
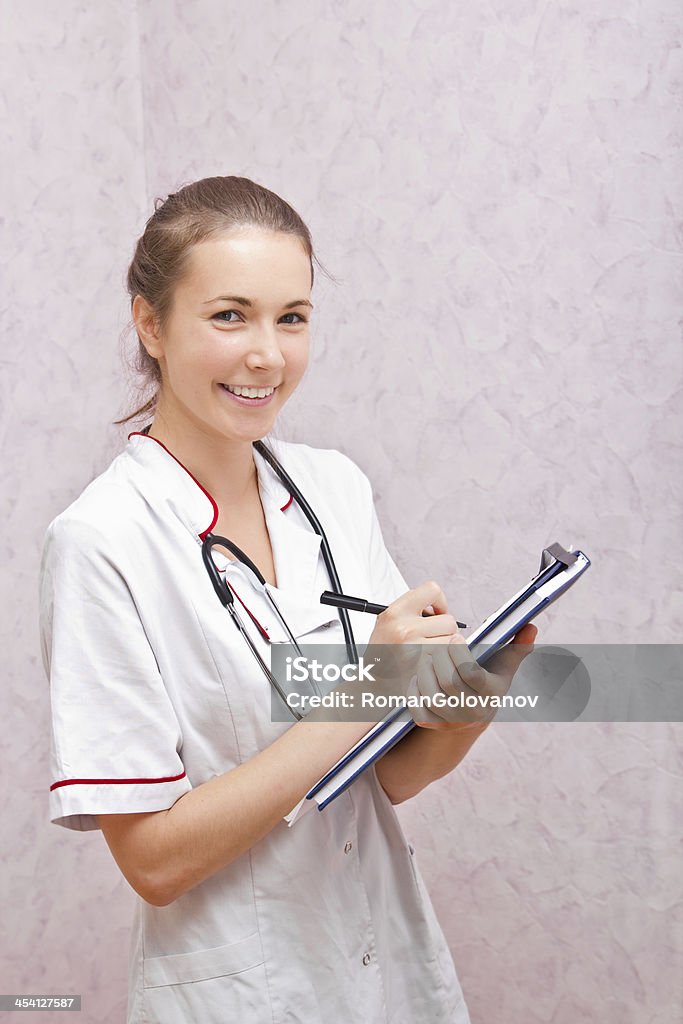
[{"xmin": 320, "ymin": 590, "xmax": 467, "ymax": 629}]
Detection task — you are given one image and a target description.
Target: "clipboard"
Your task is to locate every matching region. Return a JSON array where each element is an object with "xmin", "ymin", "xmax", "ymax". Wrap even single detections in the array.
[
  {"xmin": 285, "ymin": 541, "xmax": 591, "ymax": 824},
  {"xmin": 466, "ymin": 542, "xmax": 591, "ymax": 666}
]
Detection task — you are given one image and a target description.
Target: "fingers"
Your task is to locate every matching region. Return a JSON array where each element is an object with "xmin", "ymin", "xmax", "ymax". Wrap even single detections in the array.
[
  {"xmin": 480, "ymin": 622, "xmax": 537, "ymax": 682},
  {"xmin": 374, "ymin": 581, "xmax": 464, "ymax": 644},
  {"xmin": 408, "ymin": 649, "xmax": 496, "ymax": 727},
  {"xmin": 405, "ymin": 669, "xmax": 452, "ymax": 727},
  {"xmin": 514, "ymin": 622, "xmax": 538, "ymax": 642},
  {"xmin": 428, "ymin": 634, "xmax": 491, "ymax": 700},
  {"xmin": 417, "ymin": 614, "xmax": 463, "ymax": 640},
  {"xmin": 391, "ymin": 580, "xmax": 449, "ymax": 617},
  {"xmin": 428, "ymin": 643, "xmax": 464, "ymax": 696},
  {"xmin": 405, "ymin": 620, "xmax": 541, "ymax": 729}
]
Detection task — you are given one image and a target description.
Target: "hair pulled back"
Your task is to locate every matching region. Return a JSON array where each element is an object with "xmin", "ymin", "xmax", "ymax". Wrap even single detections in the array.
[{"xmin": 116, "ymin": 175, "xmax": 319, "ymax": 425}]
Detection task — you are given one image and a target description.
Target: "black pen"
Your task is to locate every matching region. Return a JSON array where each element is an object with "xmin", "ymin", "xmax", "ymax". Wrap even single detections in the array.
[{"xmin": 320, "ymin": 590, "xmax": 467, "ymax": 628}]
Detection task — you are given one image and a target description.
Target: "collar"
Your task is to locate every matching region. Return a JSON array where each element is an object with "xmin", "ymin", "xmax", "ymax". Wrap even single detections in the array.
[
  {"xmin": 125, "ymin": 431, "xmax": 293, "ymax": 540},
  {"xmin": 125, "ymin": 430, "xmax": 331, "ymax": 632}
]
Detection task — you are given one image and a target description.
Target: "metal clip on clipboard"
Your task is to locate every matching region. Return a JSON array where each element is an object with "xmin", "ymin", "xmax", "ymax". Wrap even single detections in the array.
[{"xmin": 539, "ymin": 542, "xmax": 578, "ymax": 573}]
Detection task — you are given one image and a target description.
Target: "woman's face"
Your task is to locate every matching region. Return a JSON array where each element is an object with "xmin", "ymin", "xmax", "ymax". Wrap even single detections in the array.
[{"xmin": 143, "ymin": 227, "xmax": 312, "ymax": 446}]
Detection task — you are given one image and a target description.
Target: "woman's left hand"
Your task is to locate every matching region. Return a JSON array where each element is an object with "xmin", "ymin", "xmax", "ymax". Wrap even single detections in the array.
[{"xmin": 407, "ymin": 622, "xmax": 538, "ymax": 731}]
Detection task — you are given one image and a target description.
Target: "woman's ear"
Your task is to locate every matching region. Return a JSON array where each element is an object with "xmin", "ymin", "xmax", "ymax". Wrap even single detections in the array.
[{"xmin": 132, "ymin": 295, "xmax": 164, "ymax": 360}]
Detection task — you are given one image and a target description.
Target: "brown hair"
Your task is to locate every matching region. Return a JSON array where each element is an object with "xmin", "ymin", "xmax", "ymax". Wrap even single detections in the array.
[{"xmin": 115, "ymin": 175, "xmax": 327, "ymax": 426}]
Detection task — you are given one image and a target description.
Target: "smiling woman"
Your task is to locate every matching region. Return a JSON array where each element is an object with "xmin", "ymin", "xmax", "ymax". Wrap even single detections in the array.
[
  {"xmin": 129, "ymin": 227, "xmax": 312, "ymax": 468},
  {"xmin": 39, "ymin": 175, "xmax": 532, "ymax": 1024}
]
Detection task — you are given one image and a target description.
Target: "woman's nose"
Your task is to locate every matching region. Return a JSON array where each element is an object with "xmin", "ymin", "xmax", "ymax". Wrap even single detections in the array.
[{"xmin": 245, "ymin": 329, "xmax": 287, "ymax": 371}]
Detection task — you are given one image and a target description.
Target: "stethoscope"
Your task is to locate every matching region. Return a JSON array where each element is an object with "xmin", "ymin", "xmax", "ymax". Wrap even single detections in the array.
[{"xmin": 201, "ymin": 439, "xmax": 359, "ymax": 720}]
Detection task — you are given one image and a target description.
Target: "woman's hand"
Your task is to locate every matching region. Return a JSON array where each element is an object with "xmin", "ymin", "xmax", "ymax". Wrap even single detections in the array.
[
  {"xmin": 364, "ymin": 580, "xmax": 538, "ymax": 731},
  {"xmin": 367, "ymin": 580, "xmax": 460, "ymax": 646},
  {"xmin": 408, "ymin": 621, "xmax": 538, "ymax": 731},
  {"xmin": 362, "ymin": 581, "xmax": 466, "ymax": 701}
]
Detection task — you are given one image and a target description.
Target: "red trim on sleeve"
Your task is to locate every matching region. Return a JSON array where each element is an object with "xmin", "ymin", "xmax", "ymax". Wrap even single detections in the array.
[
  {"xmin": 128, "ymin": 431, "xmax": 219, "ymax": 539},
  {"xmin": 50, "ymin": 770, "xmax": 187, "ymax": 791},
  {"xmin": 280, "ymin": 494, "xmax": 293, "ymax": 512}
]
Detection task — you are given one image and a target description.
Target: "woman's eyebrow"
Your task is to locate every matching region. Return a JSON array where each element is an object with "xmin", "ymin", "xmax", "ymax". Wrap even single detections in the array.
[{"xmin": 202, "ymin": 294, "xmax": 313, "ymax": 309}]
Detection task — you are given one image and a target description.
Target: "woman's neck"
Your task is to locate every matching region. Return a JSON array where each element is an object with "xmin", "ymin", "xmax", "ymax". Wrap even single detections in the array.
[{"xmin": 145, "ymin": 416, "xmax": 259, "ymax": 507}]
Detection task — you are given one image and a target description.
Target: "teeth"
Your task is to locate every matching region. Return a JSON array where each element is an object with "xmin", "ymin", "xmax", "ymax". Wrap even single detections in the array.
[{"xmin": 224, "ymin": 385, "xmax": 275, "ymax": 398}]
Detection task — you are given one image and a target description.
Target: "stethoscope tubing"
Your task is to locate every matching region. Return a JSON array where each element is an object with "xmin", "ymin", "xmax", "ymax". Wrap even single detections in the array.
[
  {"xmin": 202, "ymin": 532, "xmax": 304, "ymax": 655},
  {"xmin": 253, "ymin": 439, "xmax": 359, "ymax": 666},
  {"xmin": 200, "ymin": 439, "xmax": 359, "ymax": 720},
  {"xmin": 226, "ymin": 601, "xmax": 305, "ymax": 720}
]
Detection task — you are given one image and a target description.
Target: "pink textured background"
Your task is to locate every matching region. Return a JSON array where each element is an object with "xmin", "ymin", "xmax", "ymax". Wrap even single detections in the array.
[{"xmin": 2, "ymin": 2, "xmax": 681, "ymax": 1021}]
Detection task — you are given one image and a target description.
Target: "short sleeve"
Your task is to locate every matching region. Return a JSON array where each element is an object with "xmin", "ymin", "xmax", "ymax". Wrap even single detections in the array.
[{"xmin": 39, "ymin": 515, "xmax": 192, "ymax": 832}]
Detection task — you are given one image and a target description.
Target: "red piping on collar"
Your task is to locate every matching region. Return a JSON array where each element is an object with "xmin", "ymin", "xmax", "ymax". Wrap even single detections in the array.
[
  {"xmin": 128, "ymin": 432, "xmax": 218, "ymax": 540},
  {"xmin": 128, "ymin": 431, "xmax": 293, "ymax": 532},
  {"xmin": 50, "ymin": 770, "xmax": 186, "ymax": 791}
]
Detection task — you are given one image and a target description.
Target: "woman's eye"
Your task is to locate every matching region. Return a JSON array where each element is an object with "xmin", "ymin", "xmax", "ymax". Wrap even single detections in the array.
[
  {"xmin": 213, "ymin": 310, "xmax": 242, "ymax": 323},
  {"xmin": 280, "ymin": 313, "xmax": 308, "ymax": 325}
]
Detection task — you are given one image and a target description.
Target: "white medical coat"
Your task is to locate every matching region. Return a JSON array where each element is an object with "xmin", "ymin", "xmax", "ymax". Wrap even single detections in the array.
[{"xmin": 39, "ymin": 431, "xmax": 470, "ymax": 1024}]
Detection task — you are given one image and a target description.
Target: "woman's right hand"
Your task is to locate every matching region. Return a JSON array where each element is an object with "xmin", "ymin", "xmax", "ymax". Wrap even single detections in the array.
[
  {"xmin": 363, "ymin": 581, "xmax": 463, "ymax": 699},
  {"xmin": 367, "ymin": 580, "xmax": 462, "ymax": 646}
]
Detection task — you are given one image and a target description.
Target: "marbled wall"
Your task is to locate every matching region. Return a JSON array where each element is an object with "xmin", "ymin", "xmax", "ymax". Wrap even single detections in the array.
[{"xmin": 2, "ymin": 1, "xmax": 681, "ymax": 1021}]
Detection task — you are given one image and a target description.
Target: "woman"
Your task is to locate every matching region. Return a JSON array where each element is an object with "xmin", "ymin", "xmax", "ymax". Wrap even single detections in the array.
[{"xmin": 39, "ymin": 176, "xmax": 536, "ymax": 1023}]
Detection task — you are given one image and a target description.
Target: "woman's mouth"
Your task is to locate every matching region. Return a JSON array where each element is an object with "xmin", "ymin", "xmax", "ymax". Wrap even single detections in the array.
[{"xmin": 218, "ymin": 383, "xmax": 278, "ymax": 407}]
